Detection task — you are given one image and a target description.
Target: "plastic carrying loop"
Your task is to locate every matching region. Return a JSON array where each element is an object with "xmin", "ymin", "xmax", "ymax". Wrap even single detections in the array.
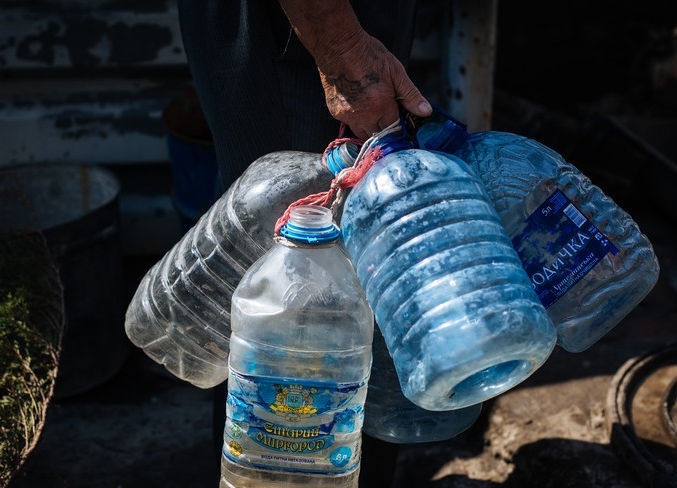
[
  {"xmin": 376, "ymin": 111, "xmax": 416, "ymax": 156},
  {"xmin": 414, "ymin": 104, "xmax": 470, "ymax": 153},
  {"xmin": 279, "ymin": 205, "xmax": 340, "ymax": 245},
  {"xmin": 429, "ymin": 103, "xmax": 468, "ymax": 131}
]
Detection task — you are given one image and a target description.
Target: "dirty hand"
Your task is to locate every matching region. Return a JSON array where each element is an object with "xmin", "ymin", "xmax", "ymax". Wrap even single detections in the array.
[
  {"xmin": 279, "ymin": 0, "xmax": 432, "ymax": 140},
  {"xmin": 317, "ymin": 30, "xmax": 432, "ymax": 140}
]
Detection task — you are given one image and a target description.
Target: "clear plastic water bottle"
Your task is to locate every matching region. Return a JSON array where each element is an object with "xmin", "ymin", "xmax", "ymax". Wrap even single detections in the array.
[
  {"xmin": 363, "ymin": 326, "xmax": 482, "ymax": 443},
  {"xmin": 416, "ymin": 116, "xmax": 661, "ymax": 352},
  {"xmin": 124, "ymin": 151, "xmax": 334, "ymax": 388},
  {"xmin": 332, "ymin": 140, "xmax": 557, "ymax": 411},
  {"xmin": 221, "ymin": 205, "xmax": 373, "ymax": 488},
  {"xmin": 328, "ymin": 141, "xmax": 483, "ymax": 442},
  {"xmin": 126, "ymin": 148, "xmax": 485, "ymax": 443}
]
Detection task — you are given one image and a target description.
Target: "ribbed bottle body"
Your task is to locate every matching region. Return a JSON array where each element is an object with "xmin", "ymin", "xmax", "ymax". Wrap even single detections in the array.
[
  {"xmin": 340, "ymin": 148, "xmax": 557, "ymax": 410},
  {"xmin": 363, "ymin": 326, "xmax": 482, "ymax": 443},
  {"xmin": 125, "ymin": 146, "xmax": 492, "ymax": 442},
  {"xmin": 222, "ymin": 208, "xmax": 372, "ymax": 488},
  {"xmin": 124, "ymin": 151, "xmax": 334, "ymax": 388},
  {"xmin": 454, "ymin": 132, "xmax": 660, "ymax": 352}
]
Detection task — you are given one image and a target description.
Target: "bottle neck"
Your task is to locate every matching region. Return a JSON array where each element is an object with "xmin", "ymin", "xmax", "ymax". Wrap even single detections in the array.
[
  {"xmin": 325, "ymin": 106, "xmax": 472, "ymax": 177},
  {"xmin": 326, "ymin": 142, "xmax": 360, "ymax": 175},
  {"xmin": 325, "ymin": 133, "xmax": 414, "ymax": 176},
  {"xmin": 279, "ymin": 205, "xmax": 340, "ymax": 245}
]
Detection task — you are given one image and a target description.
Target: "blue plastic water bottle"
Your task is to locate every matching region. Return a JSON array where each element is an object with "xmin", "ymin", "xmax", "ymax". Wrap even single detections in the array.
[
  {"xmin": 328, "ymin": 135, "xmax": 557, "ymax": 411},
  {"xmin": 363, "ymin": 326, "xmax": 482, "ymax": 443},
  {"xmin": 329, "ymin": 141, "xmax": 482, "ymax": 436},
  {"xmin": 416, "ymin": 112, "xmax": 660, "ymax": 352}
]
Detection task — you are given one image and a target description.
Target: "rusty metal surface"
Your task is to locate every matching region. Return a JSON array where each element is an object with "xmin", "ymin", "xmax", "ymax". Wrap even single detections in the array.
[{"xmin": 442, "ymin": 0, "xmax": 497, "ymax": 132}]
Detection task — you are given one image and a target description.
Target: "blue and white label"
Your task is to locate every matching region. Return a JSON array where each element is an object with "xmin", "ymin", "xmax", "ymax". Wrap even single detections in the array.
[
  {"xmin": 512, "ymin": 189, "xmax": 618, "ymax": 308},
  {"xmin": 223, "ymin": 370, "xmax": 365, "ymax": 475}
]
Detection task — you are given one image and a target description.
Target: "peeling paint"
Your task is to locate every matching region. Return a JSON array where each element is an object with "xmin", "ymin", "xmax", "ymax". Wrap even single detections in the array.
[
  {"xmin": 0, "ymin": 77, "xmax": 187, "ymax": 165},
  {"xmin": 13, "ymin": 17, "xmax": 177, "ymax": 67},
  {"xmin": 1, "ymin": 3, "xmax": 184, "ymax": 70},
  {"xmin": 45, "ymin": 104, "xmax": 165, "ymax": 140}
]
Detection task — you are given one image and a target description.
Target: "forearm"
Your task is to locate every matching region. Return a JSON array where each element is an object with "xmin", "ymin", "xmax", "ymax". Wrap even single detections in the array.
[
  {"xmin": 278, "ymin": 0, "xmax": 365, "ymax": 73},
  {"xmin": 278, "ymin": 0, "xmax": 432, "ymax": 138}
]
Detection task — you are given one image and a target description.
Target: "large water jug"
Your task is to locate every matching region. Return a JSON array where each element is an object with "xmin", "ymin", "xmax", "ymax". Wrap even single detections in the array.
[
  {"xmin": 221, "ymin": 205, "xmax": 372, "ymax": 488},
  {"xmin": 330, "ymin": 135, "xmax": 557, "ymax": 411},
  {"xmin": 124, "ymin": 151, "xmax": 333, "ymax": 388},
  {"xmin": 125, "ymin": 150, "xmax": 480, "ymax": 443},
  {"xmin": 313, "ymin": 143, "xmax": 483, "ymax": 441},
  {"xmin": 416, "ymin": 114, "xmax": 660, "ymax": 352},
  {"xmin": 364, "ymin": 326, "xmax": 482, "ymax": 443}
]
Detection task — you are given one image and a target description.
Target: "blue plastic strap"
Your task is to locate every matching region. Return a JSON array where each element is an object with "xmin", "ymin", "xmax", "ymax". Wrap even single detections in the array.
[
  {"xmin": 376, "ymin": 132, "xmax": 414, "ymax": 157},
  {"xmin": 430, "ymin": 104, "xmax": 468, "ymax": 131},
  {"xmin": 413, "ymin": 104, "xmax": 471, "ymax": 152}
]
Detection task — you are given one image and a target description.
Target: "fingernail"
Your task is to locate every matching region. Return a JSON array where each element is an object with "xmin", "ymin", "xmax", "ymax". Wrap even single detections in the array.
[{"xmin": 419, "ymin": 101, "xmax": 432, "ymax": 113}]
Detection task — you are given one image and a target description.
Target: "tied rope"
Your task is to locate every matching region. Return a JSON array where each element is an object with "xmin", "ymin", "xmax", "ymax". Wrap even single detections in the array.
[{"xmin": 273, "ymin": 120, "xmax": 402, "ymax": 236}]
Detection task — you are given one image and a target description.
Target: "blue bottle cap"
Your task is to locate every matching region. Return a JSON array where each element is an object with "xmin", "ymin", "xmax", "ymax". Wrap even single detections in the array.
[
  {"xmin": 279, "ymin": 205, "xmax": 340, "ymax": 244},
  {"xmin": 416, "ymin": 119, "xmax": 469, "ymax": 153},
  {"xmin": 376, "ymin": 133, "xmax": 415, "ymax": 157},
  {"xmin": 326, "ymin": 142, "xmax": 360, "ymax": 175}
]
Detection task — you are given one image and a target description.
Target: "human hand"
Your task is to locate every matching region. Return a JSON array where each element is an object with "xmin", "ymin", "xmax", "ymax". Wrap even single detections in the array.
[
  {"xmin": 317, "ymin": 30, "xmax": 432, "ymax": 140},
  {"xmin": 279, "ymin": 0, "xmax": 432, "ymax": 140}
]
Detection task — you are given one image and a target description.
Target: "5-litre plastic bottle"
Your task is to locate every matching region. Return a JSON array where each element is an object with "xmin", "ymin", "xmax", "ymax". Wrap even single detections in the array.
[
  {"xmin": 330, "ymin": 140, "xmax": 557, "ymax": 411},
  {"xmin": 221, "ymin": 205, "xmax": 373, "ymax": 488},
  {"xmin": 328, "ymin": 143, "xmax": 482, "ymax": 441},
  {"xmin": 126, "ymin": 148, "xmax": 485, "ymax": 444},
  {"xmin": 124, "ymin": 151, "xmax": 334, "ymax": 388},
  {"xmin": 363, "ymin": 326, "xmax": 482, "ymax": 443},
  {"xmin": 416, "ymin": 116, "xmax": 660, "ymax": 352}
]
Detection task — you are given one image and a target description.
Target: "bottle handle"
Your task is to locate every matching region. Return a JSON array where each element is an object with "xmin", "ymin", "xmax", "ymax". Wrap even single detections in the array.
[
  {"xmin": 430, "ymin": 103, "xmax": 468, "ymax": 130},
  {"xmin": 404, "ymin": 102, "xmax": 468, "ymax": 134}
]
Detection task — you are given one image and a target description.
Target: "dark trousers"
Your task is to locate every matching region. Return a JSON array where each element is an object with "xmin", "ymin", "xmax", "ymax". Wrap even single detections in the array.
[
  {"xmin": 178, "ymin": 1, "xmax": 417, "ymax": 485},
  {"xmin": 177, "ymin": 0, "xmax": 417, "ymax": 191}
]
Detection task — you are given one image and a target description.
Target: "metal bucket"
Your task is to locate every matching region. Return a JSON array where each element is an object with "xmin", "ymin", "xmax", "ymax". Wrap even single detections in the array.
[{"xmin": 0, "ymin": 164, "xmax": 129, "ymax": 399}]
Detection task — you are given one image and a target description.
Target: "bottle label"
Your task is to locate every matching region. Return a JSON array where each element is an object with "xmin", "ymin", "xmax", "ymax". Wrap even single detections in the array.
[
  {"xmin": 512, "ymin": 189, "xmax": 618, "ymax": 308},
  {"xmin": 222, "ymin": 370, "xmax": 366, "ymax": 475}
]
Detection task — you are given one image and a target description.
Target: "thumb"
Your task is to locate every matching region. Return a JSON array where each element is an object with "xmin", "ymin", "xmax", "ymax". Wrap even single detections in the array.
[{"xmin": 395, "ymin": 80, "xmax": 433, "ymax": 118}]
